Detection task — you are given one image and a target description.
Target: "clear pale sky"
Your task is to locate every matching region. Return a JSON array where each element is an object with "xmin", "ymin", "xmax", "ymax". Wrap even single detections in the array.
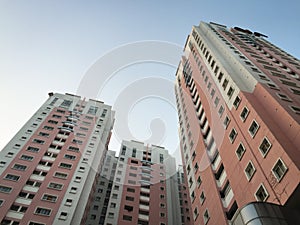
[{"xmin": 0, "ymin": 1, "xmax": 299, "ymax": 161}]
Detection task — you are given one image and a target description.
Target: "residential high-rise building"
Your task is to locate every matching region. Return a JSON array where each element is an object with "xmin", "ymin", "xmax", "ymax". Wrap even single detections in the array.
[
  {"xmin": 0, "ymin": 93, "xmax": 115, "ymax": 225},
  {"xmin": 176, "ymin": 165, "xmax": 193, "ymax": 225},
  {"xmin": 175, "ymin": 21, "xmax": 300, "ymax": 224},
  {"xmin": 102, "ymin": 140, "xmax": 181, "ymax": 225},
  {"xmin": 85, "ymin": 150, "xmax": 117, "ymax": 225}
]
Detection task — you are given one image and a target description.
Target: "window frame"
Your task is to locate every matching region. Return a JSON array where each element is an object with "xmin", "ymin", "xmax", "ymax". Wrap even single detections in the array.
[
  {"xmin": 258, "ymin": 137, "xmax": 272, "ymax": 157},
  {"xmin": 272, "ymin": 158, "xmax": 288, "ymax": 181}
]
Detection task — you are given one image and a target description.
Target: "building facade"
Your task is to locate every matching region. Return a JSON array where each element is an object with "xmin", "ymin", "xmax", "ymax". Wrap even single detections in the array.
[
  {"xmin": 102, "ymin": 140, "xmax": 181, "ymax": 225},
  {"xmin": 85, "ymin": 150, "xmax": 117, "ymax": 225},
  {"xmin": 175, "ymin": 21, "xmax": 300, "ymax": 224},
  {"xmin": 0, "ymin": 93, "xmax": 115, "ymax": 225}
]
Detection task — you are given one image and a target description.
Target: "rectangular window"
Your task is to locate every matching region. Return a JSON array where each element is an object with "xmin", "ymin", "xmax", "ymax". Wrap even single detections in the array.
[
  {"xmin": 259, "ymin": 137, "xmax": 272, "ymax": 157},
  {"xmin": 229, "ymin": 128, "xmax": 237, "ymax": 143},
  {"xmin": 35, "ymin": 207, "xmax": 52, "ymax": 216},
  {"xmin": 240, "ymin": 107, "xmax": 249, "ymax": 121},
  {"xmin": 42, "ymin": 194, "xmax": 58, "ymax": 203},
  {"xmin": 27, "ymin": 146, "xmax": 40, "ymax": 153},
  {"xmin": 33, "ymin": 139, "xmax": 45, "ymax": 144},
  {"xmin": 233, "ymin": 96, "xmax": 241, "ymax": 108},
  {"xmin": 43, "ymin": 126, "xmax": 54, "ymax": 131},
  {"xmin": 72, "ymin": 139, "xmax": 83, "ymax": 144},
  {"xmin": 203, "ymin": 209, "xmax": 210, "ymax": 224},
  {"xmin": 54, "ymin": 172, "xmax": 68, "ymax": 179},
  {"xmin": 272, "ymin": 159, "xmax": 288, "ymax": 181},
  {"xmin": 218, "ymin": 105, "xmax": 224, "ymax": 117},
  {"xmin": 29, "ymin": 222, "xmax": 46, "ymax": 225},
  {"xmin": 290, "ymin": 105, "xmax": 300, "ymax": 114},
  {"xmin": 5, "ymin": 174, "xmax": 20, "ymax": 181},
  {"xmin": 127, "ymin": 188, "xmax": 135, "ymax": 193},
  {"xmin": 249, "ymin": 120, "xmax": 260, "ymax": 137},
  {"xmin": 236, "ymin": 143, "xmax": 246, "ymax": 160},
  {"xmin": 38, "ymin": 132, "xmax": 49, "ymax": 137},
  {"xmin": 48, "ymin": 120, "xmax": 58, "ymax": 124},
  {"xmin": 0, "ymin": 185, "xmax": 12, "ymax": 193},
  {"xmin": 68, "ymin": 146, "xmax": 80, "ymax": 152},
  {"xmin": 64, "ymin": 154, "xmax": 76, "ymax": 160},
  {"xmin": 48, "ymin": 182, "xmax": 63, "ymax": 190},
  {"xmin": 200, "ymin": 191, "xmax": 206, "ymax": 204},
  {"xmin": 13, "ymin": 164, "xmax": 27, "ymax": 171},
  {"xmin": 245, "ymin": 161, "xmax": 256, "ymax": 181},
  {"xmin": 223, "ymin": 116, "xmax": 230, "ymax": 129},
  {"xmin": 222, "ymin": 79, "xmax": 229, "ymax": 90},
  {"xmin": 20, "ymin": 155, "xmax": 34, "ymax": 161},
  {"xmin": 255, "ymin": 184, "xmax": 269, "ymax": 201},
  {"xmin": 126, "ymin": 196, "xmax": 134, "ymax": 201},
  {"xmin": 59, "ymin": 163, "xmax": 72, "ymax": 169},
  {"xmin": 227, "ymin": 87, "xmax": 234, "ymax": 99}
]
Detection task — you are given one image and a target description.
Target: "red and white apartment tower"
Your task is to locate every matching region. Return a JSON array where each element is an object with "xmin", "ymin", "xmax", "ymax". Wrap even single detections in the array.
[
  {"xmin": 175, "ymin": 21, "xmax": 300, "ymax": 224},
  {"xmin": 0, "ymin": 93, "xmax": 115, "ymax": 225}
]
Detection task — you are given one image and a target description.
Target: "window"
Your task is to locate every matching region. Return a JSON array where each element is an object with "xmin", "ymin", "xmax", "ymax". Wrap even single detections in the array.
[
  {"xmin": 229, "ymin": 128, "xmax": 237, "ymax": 143},
  {"xmin": 123, "ymin": 215, "xmax": 132, "ymax": 221},
  {"xmin": 42, "ymin": 194, "xmax": 58, "ymax": 203},
  {"xmin": 54, "ymin": 172, "xmax": 68, "ymax": 179},
  {"xmin": 68, "ymin": 146, "xmax": 79, "ymax": 152},
  {"xmin": 74, "ymin": 176, "xmax": 81, "ymax": 183},
  {"xmin": 70, "ymin": 187, "xmax": 77, "ymax": 194},
  {"xmin": 245, "ymin": 161, "xmax": 256, "ymax": 181},
  {"xmin": 27, "ymin": 146, "xmax": 40, "ymax": 152},
  {"xmin": 203, "ymin": 209, "xmax": 210, "ymax": 224},
  {"xmin": 72, "ymin": 139, "xmax": 83, "ymax": 144},
  {"xmin": 259, "ymin": 137, "xmax": 272, "ymax": 157},
  {"xmin": 200, "ymin": 191, "xmax": 206, "ymax": 204},
  {"xmin": 29, "ymin": 222, "xmax": 45, "ymax": 225},
  {"xmin": 5, "ymin": 174, "xmax": 20, "ymax": 181},
  {"xmin": 48, "ymin": 182, "xmax": 63, "ymax": 190},
  {"xmin": 0, "ymin": 185, "xmax": 12, "ymax": 193},
  {"xmin": 290, "ymin": 105, "xmax": 300, "ymax": 114},
  {"xmin": 35, "ymin": 207, "xmax": 51, "ymax": 216},
  {"xmin": 255, "ymin": 184, "xmax": 269, "ymax": 201},
  {"xmin": 124, "ymin": 205, "xmax": 133, "ymax": 212},
  {"xmin": 236, "ymin": 143, "xmax": 246, "ymax": 160},
  {"xmin": 59, "ymin": 163, "xmax": 72, "ymax": 169},
  {"xmin": 125, "ymin": 196, "xmax": 134, "ymax": 201},
  {"xmin": 277, "ymin": 93, "xmax": 292, "ymax": 102},
  {"xmin": 218, "ymin": 105, "xmax": 224, "ymax": 117},
  {"xmin": 227, "ymin": 87, "xmax": 234, "ymax": 99},
  {"xmin": 33, "ymin": 139, "xmax": 45, "ymax": 144},
  {"xmin": 272, "ymin": 159, "xmax": 288, "ymax": 181},
  {"xmin": 194, "ymin": 207, "xmax": 199, "ymax": 220},
  {"xmin": 64, "ymin": 154, "xmax": 76, "ymax": 160},
  {"xmin": 223, "ymin": 116, "xmax": 230, "ymax": 129},
  {"xmin": 43, "ymin": 126, "xmax": 54, "ymax": 131},
  {"xmin": 26, "ymin": 180, "xmax": 41, "ymax": 188},
  {"xmin": 20, "ymin": 154, "xmax": 34, "ymax": 161},
  {"xmin": 38, "ymin": 132, "xmax": 49, "ymax": 137},
  {"xmin": 214, "ymin": 97, "xmax": 220, "ymax": 107},
  {"xmin": 127, "ymin": 188, "xmax": 135, "ymax": 193},
  {"xmin": 59, "ymin": 212, "xmax": 68, "ymax": 220},
  {"xmin": 197, "ymin": 176, "xmax": 202, "ymax": 187},
  {"xmin": 222, "ymin": 79, "xmax": 229, "ymax": 90},
  {"xmin": 249, "ymin": 120, "xmax": 260, "ymax": 137},
  {"xmin": 19, "ymin": 191, "xmax": 35, "ymax": 199},
  {"xmin": 233, "ymin": 96, "xmax": 241, "ymax": 108},
  {"xmin": 13, "ymin": 164, "xmax": 27, "ymax": 171},
  {"xmin": 240, "ymin": 107, "xmax": 249, "ymax": 121}
]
